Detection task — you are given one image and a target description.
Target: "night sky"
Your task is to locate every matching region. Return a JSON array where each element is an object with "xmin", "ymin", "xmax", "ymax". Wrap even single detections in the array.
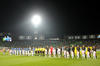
[{"xmin": 0, "ymin": 0, "xmax": 100, "ymax": 35}]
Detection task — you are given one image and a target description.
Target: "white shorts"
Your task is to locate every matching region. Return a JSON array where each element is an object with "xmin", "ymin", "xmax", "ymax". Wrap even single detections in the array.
[
  {"xmin": 77, "ymin": 51, "xmax": 79, "ymax": 56},
  {"xmin": 87, "ymin": 52, "xmax": 90, "ymax": 57},
  {"xmin": 53, "ymin": 52, "xmax": 56, "ymax": 55},
  {"xmin": 93, "ymin": 51, "xmax": 96, "ymax": 57},
  {"xmin": 67, "ymin": 51, "xmax": 69, "ymax": 57},
  {"xmin": 64, "ymin": 50, "xmax": 66, "ymax": 55},
  {"xmin": 71, "ymin": 51, "xmax": 74, "ymax": 56},
  {"xmin": 58, "ymin": 51, "xmax": 60, "ymax": 55}
]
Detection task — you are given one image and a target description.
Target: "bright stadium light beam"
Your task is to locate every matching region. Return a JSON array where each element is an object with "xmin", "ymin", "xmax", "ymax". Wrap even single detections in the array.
[{"xmin": 31, "ymin": 15, "xmax": 42, "ymax": 28}]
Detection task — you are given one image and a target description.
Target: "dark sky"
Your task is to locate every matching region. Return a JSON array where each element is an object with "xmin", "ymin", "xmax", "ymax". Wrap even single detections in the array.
[{"xmin": 0, "ymin": 0, "xmax": 100, "ymax": 35}]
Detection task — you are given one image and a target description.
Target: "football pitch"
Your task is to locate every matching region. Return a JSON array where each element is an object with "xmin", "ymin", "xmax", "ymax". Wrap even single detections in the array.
[{"xmin": 0, "ymin": 52, "xmax": 100, "ymax": 66}]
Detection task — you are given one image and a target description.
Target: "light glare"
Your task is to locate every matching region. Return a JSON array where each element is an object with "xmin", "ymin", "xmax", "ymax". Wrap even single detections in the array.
[{"xmin": 31, "ymin": 15, "xmax": 42, "ymax": 28}]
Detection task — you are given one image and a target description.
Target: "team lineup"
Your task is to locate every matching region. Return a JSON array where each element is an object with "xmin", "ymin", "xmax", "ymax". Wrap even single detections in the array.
[{"xmin": 2, "ymin": 45, "xmax": 97, "ymax": 59}]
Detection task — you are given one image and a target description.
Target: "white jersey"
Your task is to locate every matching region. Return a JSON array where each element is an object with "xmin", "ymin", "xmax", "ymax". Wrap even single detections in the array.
[
  {"xmin": 20, "ymin": 50, "xmax": 21, "ymax": 55},
  {"xmin": 64, "ymin": 50, "xmax": 66, "ymax": 58},
  {"xmin": 57, "ymin": 48, "xmax": 60, "ymax": 55},
  {"xmin": 14, "ymin": 50, "xmax": 16, "ymax": 55},
  {"xmin": 49, "ymin": 49, "xmax": 51, "ymax": 57},
  {"xmin": 57, "ymin": 48, "xmax": 61, "ymax": 58},
  {"xmin": 22, "ymin": 50, "xmax": 25, "ymax": 56},
  {"xmin": 67, "ymin": 51, "xmax": 70, "ymax": 58},
  {"xmin": 26, "ymin": 50, "xmax": 28, "ymax": 55},
  {"xmin": 53, "ymin": 48, "xmax": 56, "ymax": 57},
  {"xmin": 53, "ymin": 48, "xmax": 56, "ymax": 55},
  {"xmin": 17, "ymin": 50, "xmax": 18, "ymax": 55},
  {"xmin": 10, "ymin": 50, "xmax": 12, "ymax": 55},
  {"xmin": 64, "ymin": 50, "xmax": 66, "ymax": 55},
  {"xmin": 45, "ymin": 49, "xmax": 47, "ymax": 55},
  {"xmin": 28, "ymin": 50, "xmax": 30, "ymax": 56},
  {"xmin": 49, "ymin": 49, "xmax": 51, "ymax": 55}
]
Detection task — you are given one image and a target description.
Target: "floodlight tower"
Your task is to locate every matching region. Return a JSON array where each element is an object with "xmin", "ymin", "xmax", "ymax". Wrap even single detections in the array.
[{"xmin": 31, "ymin": 15, "xmax": 42, "ymax": 40}]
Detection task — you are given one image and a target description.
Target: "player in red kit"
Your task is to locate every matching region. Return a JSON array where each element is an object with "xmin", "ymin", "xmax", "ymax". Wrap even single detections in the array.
[{"xmin": 50, "ymin": 46, "xmax": 53, "ymax": 55}]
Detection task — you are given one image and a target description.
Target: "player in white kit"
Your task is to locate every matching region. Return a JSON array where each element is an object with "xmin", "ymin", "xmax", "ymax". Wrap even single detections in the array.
[
  {"xmin": 82, "ymin": 45, "xmax": 85, "ymax": 58},
  {"xmin": 92, "ymin": 46, "xmax": 97, "ymax": 59},
  {"xmin": 49, "ymin": 48, "xmax": 51, "ymax": 57},
  {"xmin": 64, "ymin": 46, "xmax": 67, "ymax": 58},
  {"xmin": 22, "ymin": 48, "xmax": 25, "ymax": 56},
  {"xmin": 53, "ymin": 48, "xmax": 56, "ymax": 57},
  {"xmin": 77, "ymin": 45, "xmax": 80, "ymax": 59},
  {"xmin": 19, "ymin": 48, "xmax": 22, "ymax": 56},
  {"xmin": 27, "ymin": 48, "xmax": 30, "ymax": 56},
  {"xmin": 18, "ymin": 48, "xmax": 20, "ymax": 56},
  {"xmin": 67, "ymin": 46, "xmax": 70, "ymax": 58},
  {"xmin": 25, "ymin": 48, "xmax": 28, "ymax": 56},
  {"xmin": 57, "ymin": 47, "xmax": 61, "ymax": 58},
  {"xmin": 45, "ymin": 48, "xmax": 47, "ymax": 57},
  {"xmin": 17, "ymin": 48, "xmax": 19, "ymax": 56},
  {"xmin": 87, "ymin": 46, "xmax": 90, "ymax": 59},
  {"xmin": 71, "ymin": 45, "xmax": 75, "ymax": 59},
  {"xmin": 27, "ymin": 47, "xmax": 30, "ymax": 56},
  {"xmin": 9, "ymin": 49, "xmax": 12, "ymax": 55},
  {"xmin": 14, "ymin": 48, "xmax": 17, "ymax": 55}
]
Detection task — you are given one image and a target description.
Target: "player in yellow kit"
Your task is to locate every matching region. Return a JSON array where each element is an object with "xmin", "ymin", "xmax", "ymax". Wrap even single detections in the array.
[{"xmin": 35, "ymin": 47, "xmax": 38, "ymax": 56}]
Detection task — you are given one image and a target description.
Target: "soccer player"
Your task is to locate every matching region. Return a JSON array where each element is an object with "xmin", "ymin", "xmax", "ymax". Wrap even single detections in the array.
[
  {"xmin": 12, "ymin": 48, "xmax": 14, "ymax": 55},
  {"xmin": 17, "ymin": 48, "xmax": 19, "ymax": 56},
  {"xmin": 14, "ymin": 48, "xmax": 17, "ymax": 55},
  {"xmin": 35, "ymin": 47, "xmax": 38, "ymax": 56},
  {"xmin": 92, "ymin": 46, "xmax": 97, "ymax": 59},
  {"xmin": 77, "ymin": 45, "xmax": 80, "ymax": 59},
  {"xmin": 45, "ymin": 47, "xmax": 48, "ymax": 57},
  {"xmin": 28, "ymin": 47, "xmax": 30, "ymax": 56},
  {"xmin": 28, "ymin": 47, "xmax": 31, "ymax": 56},
  {"xmin": 43, "ymin": 47, "xmax": 45, "ymax": 56},
  {"xmin": 57, "ymin": 47, "xmax": 61, "ymax": 58},
  {"xmin": 50, "ymin": 46, "xmax": 53, "ymax": 55},
  {"xmin": 56, "ymin": 47, "xmax": 58, "ymax": 56},
  {"xmin": 25, "ymin": 48, "xmax": 28, "ymax": 56},
  {"xmin": 82, "ymin": 45, "xmax": 86, "ymax": 58},
  {"xmin": 18, "ymin": 48, "xmax": 21, "ymax": 56},
  {"xmin": 40, "ymin": 46, "xmax": 42, "ymax": 56},
  {"xmin": 37, "ymin": 47, "xmax": 39, "ymax": 56},
  {"xmin": 32, "ymin": 47, "xmax": 35, "ymax": 56},
  {"xmin": 64, "ymin": 46, "xmax": 67, "ymax": 58},
  {"xmin": 53, "ymin": 47, "xmax": 56, "ymax": 57},
  {"xmin": 71, "ymin": 45, "xmax": 75, "ymax": 59},
  {"xmin": 49, "ymin": 47, "xmax": 51, "ymax": 57},
  {"xmin": 22, "ymin": 48, "xmax": 25, "ymax": 56},
  {"xmin": 60, "ymin": 46, "xmax": 62, "ymax": 57},
  {"xmin": 87, "ymin": 46, "xmax": 90, "ymax": 59},
  {"xmin": 67, "ymin": 46, "xmax": 70, "ymax": 58},
  {"xmin": 10, "ymin": 48, "xmax": 12, "ymax": 55},
  {"xmin": 46, "ymin": 46, "xmax": 49, "ymax": 55},
  {"xmin": 19, "ymin": 48, "xmax": 22, "ymax": 56},
  {"xmin": 27, "ymin": 48, "xmax": 30, "ymax": 56}
]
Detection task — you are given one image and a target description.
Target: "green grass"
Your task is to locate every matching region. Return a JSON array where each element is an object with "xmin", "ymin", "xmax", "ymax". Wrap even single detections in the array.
[{"xmin": 0, "ymin": 52, "xmax": 100, "ymax": 66}]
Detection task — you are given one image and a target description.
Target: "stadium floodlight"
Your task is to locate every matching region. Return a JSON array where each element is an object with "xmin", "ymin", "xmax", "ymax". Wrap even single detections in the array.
[{"xmin": 31, "ymin": 15, "xmax": 42, "ymax": 28}]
